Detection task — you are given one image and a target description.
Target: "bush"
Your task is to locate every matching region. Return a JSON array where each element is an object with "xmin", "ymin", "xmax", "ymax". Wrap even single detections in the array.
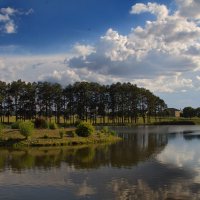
[
  {"xmin": 101, "ymin": 126, "xmax": 109, "ymax": 134},
  {"xmin": 49, "ymin": 122, "xmax": 58, "ymax": 130},
  {"xmin": 97, "ymin": 130, "xmax": 103, "ymax": 138},
  {"xmin": 66, "ymin": 130, "xmax": 77, "ymax": 137},
  {"xmin": 74, "ymin": 120, "xmax": 82, "ymax": 127},
  {"xmin": 19, "ymin": 121, "xmax": 34, "ymax": 139},
  {"xmin": 100, "ymin": 126, "xmax": 116, "ymax": 136},
  {"xmin": 59, "ymin": 129, "xmax": 65, "ymax": 138},
  {"xmin": 11, "ymin": 121, "xmax": 22, "ymax": 129},
  {"xmin": 0, "ymin": 123, "xmax": 4, "ymax": 134},
  {"xmin": 43, "ymin": 134, "xmax": 48, "ymax": 139},
  {"xmin": 75, "ymin": 122, "xmax": 95, "ymax": 137},
  {"xmin": 63, "ymin": 123, "xmax": 71, "ymax": 128},
  {"xmin": 34, "ymin": 118, "xmax": 49, "ymax": 129},
  {"xmin": 110, "ymin": 130, "xmax": 117, "ymax": 136}
]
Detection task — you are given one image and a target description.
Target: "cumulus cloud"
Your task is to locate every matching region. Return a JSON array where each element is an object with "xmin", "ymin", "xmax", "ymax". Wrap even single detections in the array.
[
  {"xmin": 130, "ymin": 2, "xmax": 169, "ymax": 20},
  {"xmin": 175, "ymin": 0, "xmax": 200, "ymax": 19},
  {"xmin": 0, "ymin": 7, "xmax": 17, "ymax": 15},
  {"xmin": 2, "ymin": 1, "xmax": 200, "ymax": 98},
  {"xmin": 63, "ymin": 1, "xmax": 200, "ymax": 94},
  {"xmin": 72, "ymin": 44, "xmax": 96, "ymax": 59},
  {"xmin": 0, "ymin": 54, "xmax": 69, "ymax": 82},
  {"xmin": 132, "ymin": 73, "xmax": 193, "ymax": 93},
  {"xmin": 0, "ymin": 7, "xmax": 33, "ymax": 34}
]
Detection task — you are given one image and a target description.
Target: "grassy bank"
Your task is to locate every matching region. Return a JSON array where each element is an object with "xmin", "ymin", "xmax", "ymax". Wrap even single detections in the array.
[
  {"xmin": 0, "ymin": 128, "xmax": 121, "ymax": 147},
  {"xmin": 153, "ymin": 120, "xmax": 196, "ymax": 125},
  {"xmin": 3, "ymin": 116, "xmax": 200, "ymax": 126}
]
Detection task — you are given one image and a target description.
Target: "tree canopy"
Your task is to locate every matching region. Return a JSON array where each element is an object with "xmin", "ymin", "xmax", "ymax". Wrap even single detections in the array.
[{"xmin": 0, "ymin": 80, "xmax": 167, "ymax": 124}]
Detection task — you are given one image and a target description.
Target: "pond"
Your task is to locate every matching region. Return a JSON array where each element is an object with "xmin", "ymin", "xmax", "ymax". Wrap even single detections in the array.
[{"xmin": 0, "ymin": 125, "xmax": 200, "ymax": 199}]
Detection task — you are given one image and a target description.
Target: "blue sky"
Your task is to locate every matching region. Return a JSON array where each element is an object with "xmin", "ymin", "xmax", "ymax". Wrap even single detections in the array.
[
  {"xmin": 0, "ymin": 0, "xmax": 200, "ymax": 108},
  {"xmin": 0, "ymin": 0, "xmax": 173, "ymax": 54}
]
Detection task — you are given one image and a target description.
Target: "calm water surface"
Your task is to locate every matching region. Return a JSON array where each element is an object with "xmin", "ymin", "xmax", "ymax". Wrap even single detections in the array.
[{"xmin": 1, "ymin": 126, "xmax": 200, "ymax": 200}]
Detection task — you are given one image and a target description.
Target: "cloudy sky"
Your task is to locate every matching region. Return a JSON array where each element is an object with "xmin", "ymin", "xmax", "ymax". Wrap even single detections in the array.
[{"xmin": 0, "ymin": 0, "xmax": 200, "ymax": 108}]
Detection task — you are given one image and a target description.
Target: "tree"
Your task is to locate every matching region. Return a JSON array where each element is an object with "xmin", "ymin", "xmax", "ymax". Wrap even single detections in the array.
[
  {"xmin": 183, "ymin": 107, "xmax": 195, "ymax": 119},
  {"xmin": 0, "ymin": 79, "xmax": 167, "ymax": 125}
]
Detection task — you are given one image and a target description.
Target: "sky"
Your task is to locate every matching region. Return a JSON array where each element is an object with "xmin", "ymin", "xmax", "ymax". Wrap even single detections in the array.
[{"xmin": 0, "ymin": 0, "xmax": 200, "ymax": 108}]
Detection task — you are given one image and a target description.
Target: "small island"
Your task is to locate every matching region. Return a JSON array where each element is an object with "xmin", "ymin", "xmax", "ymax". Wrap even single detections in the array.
[{"xmin": 0, "ymin": 120, "xmax": 121, "ymax": 147}]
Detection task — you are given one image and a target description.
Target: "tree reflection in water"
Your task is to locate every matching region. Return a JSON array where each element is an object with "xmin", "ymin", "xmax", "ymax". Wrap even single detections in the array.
[
  {"xmin": 2, "ymin": 126, "xmax": 199, "ymax": 200},
  {"xmin": 0, "ymin": 131, "xmax": 168, "ymax": 170}
]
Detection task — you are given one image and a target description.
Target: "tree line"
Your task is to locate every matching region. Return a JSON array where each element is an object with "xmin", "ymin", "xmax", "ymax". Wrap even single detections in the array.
[
  {"xmin": 0, "ymin": 80, "xmax": 167, "ymax": 124},
  {"xmin": 182, "ymin": 107, "xmax": 200, "ymax": 118}
]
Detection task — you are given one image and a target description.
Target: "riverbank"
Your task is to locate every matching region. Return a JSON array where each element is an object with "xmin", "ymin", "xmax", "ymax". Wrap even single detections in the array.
[
  {"xmin": 0, "ymin": 129, "xmax": 121, "ymax": 147},
  {"xmin": 94, "ymin": 118, "xmax": 199, "ymax": 126},
  {"xmin": 152, "ymin": 120, "xmax": 196, "ymax": 125}
]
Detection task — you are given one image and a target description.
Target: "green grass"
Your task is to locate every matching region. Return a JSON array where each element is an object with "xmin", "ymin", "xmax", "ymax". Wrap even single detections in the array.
[
  {"xmin": 4, "ymin": 115, "xmax": 200, "ymax": 126},
  {"xmin": 152, "ymin": 117, "xmax": 200, "ymax": 125}
]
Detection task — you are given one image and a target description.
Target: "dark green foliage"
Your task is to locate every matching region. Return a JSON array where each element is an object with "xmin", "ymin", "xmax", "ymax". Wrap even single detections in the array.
[
  {"xmin": 63, "ymin": 123, "xmax": 71, "ymax": 128},
  {"xmin": 181, "ymin": 106, "xmax": 200, "ymax": 118},
  {"xmin": 34, "ymin": 118, "xmax": 49, "ymax": 129},
  {"xmin": 0, "ymin": 123, "xmax": 4, "ymax": 134},
  {"xmin": 59, "ymin": 129, "xmax": 65, "ymax": 138},
  {"xmin": 19, "ymin": 121, "xmax": 34, "ymax": 139},
  {"xmin": 11, "ymin": 121, "xmax": 22, "ymax": 129},
  {"xmin": 74, "ymin": 120, "xmax": 82, "ymax": 127},
  {"xmin": 76, "ymin": 122, "xmax": 95, "ymax": 137},
  {"xmin": 66, "ymin": 130, "xmax": 77, "ymax": 137},
  {"xmin": 110, "ymin": 130, "xmax": 117, "ymax": 136},
  {"xmin": 100, "ymin": 126, "xmax": 117, "ymax": 136},
  {"xmin": 101, "ymin": 126, "xmax": 109, "ymax": 134},
  {"xmin": 182, "ymin": 107, "xmax": 196, "ymax": 118},
  {"xmin": 43, "ymin": 134, "xmax": 48, "ymax": 139},
  {"xmin": 49, "ymin": 122, "xmax": 58, "ymax": 130}
]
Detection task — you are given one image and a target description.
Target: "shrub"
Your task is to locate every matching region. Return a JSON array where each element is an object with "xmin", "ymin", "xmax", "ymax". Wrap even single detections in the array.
[
  {"xmin": 43, "ymin": 134, "xmax": 48, "ymax": 139},
  {"xmin": 101, "ymin": 126, "xmax": 109, "ymax": 134},
  {"xmin": 97, "ymin": 130, "xmax": 103, "ymax": 138},
  {"xmin": 59, "ymin": 129, "xmax": 65, "ymax": 138},
  {"xmin": 0, "ymin": 123, "xmax": 4, "ymax": 134},
  {"xmin": 74, "ymin": 120, "xmax": 82, "ymax": 127},
  {"xmin": 49, "ymin": 122, "xmax": 58, "ymax": 130},
  {"xmin": 34, "ymin": 118, "xmax": 49, "ymax": 129},
  {"xmin": 19, "ymin": 121, "xmax": 34, "ymax": 139},
  {"xmin": 110, "ymin": 130, "xmax": 117, "ymax": 136},
  {"xmin": 63, "ymin": 123, "xmax": 71, "ymax": 128},
  {"xmin": 66, "ymin": 130, "xmax": 77, "ymax": 137},
  {"xmin": 100, "ymin": 126, "xmax": 116, "ymax": 136},
  {"xmin": 75, "ymin": 122, "xmax": 95, "ymax": 137},
  {"xmin": 11, "ymin": 121, "xmax": 22, "ymax": 129}
]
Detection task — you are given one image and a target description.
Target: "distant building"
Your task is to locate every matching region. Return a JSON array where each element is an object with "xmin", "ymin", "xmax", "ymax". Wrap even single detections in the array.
[{"xmin": 166, "ymin": 108, "xmax": 181, "ymax": 117}]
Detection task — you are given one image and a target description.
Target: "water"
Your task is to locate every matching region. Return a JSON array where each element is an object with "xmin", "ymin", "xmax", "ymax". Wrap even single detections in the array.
[{"xmin": 1, "ymin": 126, "xmax": 200, "ymax": 199}]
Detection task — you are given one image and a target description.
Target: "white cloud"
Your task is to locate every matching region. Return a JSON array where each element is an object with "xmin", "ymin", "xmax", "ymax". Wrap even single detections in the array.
[
  {"xmin": 4, "ymin": 21, "xmax": 16, "ymax": 33},
  {"xmin": 0, "ymin": 54, "xmax": 69, "ymax": 82},
  {"xmin": 175, "ymin": 0, "xmax": 200, "ymax": 19},
  {"xmin": 2, "ymin": 0, "xmax": 200, "ymax": 106},
  {"xmin": 0, "ymin": 14, "xmax": 9, "ymax": 22},
  {"xmin": 0, "ymin": 7, "xmax": 17, "ymax": 15},
  {"xmin": 130, "ymin": 2, "xmax": 169, "ymax": 20},
  {"xmin": 132, "ymin": 73, "xmax": 193, "ymax": 93},
  {"xmin": 0, "ymin": 7, "xmax": 33, "ymax": 34},
  {"xmin": 63, "ymin": 1, "xmax": 200, "ymax": 95},
  {"xmin": 25, "ymin": 8, "xmax": 34, "ymax": 15},
  {"xmin": 100, "ymin": 28, "xmax": 134, "ymax": 61},
  {"xmin": 72, "ymin": 44, "xmax": 96, "ymax": 59}
]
